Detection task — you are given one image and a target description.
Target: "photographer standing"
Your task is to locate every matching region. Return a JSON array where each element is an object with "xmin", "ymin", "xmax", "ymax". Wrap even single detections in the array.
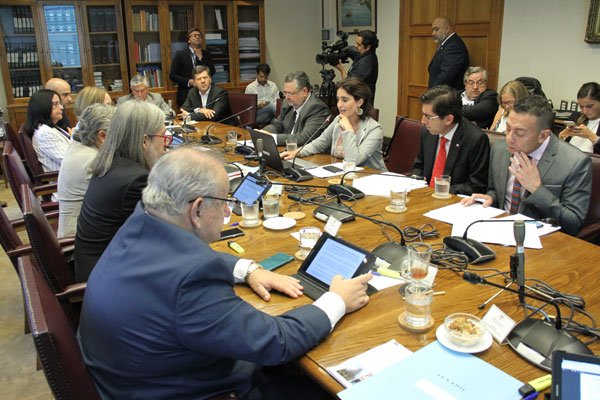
[{"xmin": 335, "ymin": 30, "xmax": 379, "ymax": 100}]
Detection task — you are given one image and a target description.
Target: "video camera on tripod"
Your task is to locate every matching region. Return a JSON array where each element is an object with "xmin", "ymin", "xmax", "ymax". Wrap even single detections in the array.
[{"xmin": 315, "ymin": 31, "xmax": 351, "ymax": 66}]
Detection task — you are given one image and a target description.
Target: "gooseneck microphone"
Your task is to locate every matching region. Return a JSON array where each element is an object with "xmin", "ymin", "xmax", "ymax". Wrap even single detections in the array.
[
  {"xmin": 283, "ymin": 115, "xmax": 332, "ymax": 181},
  {"xmin": 202, "ymin": 106, "xmax": 255, "ymax": 145},
  {"xmin": 463, "ymin": 271, "xmax": 591, "ymax": 371},
  {"xmin": 513, "ymin": 220, "xmax": 526, "ymax": 304},
  {"xmin": 256, "ymin": 138, "xmax": 264, "ymax": 176}
]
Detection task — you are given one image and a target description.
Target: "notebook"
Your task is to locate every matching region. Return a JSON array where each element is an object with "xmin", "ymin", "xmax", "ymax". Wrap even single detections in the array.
[
  {"xmin": 248, "ymin": 129, "xmax": 318, "ymax": 172},
  {"xmin": 293, "ymin": 232, "xmax": 377, "ymax": 300},
  {"xmin": 551, "ymin": 351, "xmax": 600, "ymax": 400}
]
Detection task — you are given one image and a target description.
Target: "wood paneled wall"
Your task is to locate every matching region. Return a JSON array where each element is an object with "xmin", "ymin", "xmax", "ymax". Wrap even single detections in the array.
[{"xmin": 397, "ymin": 0, "xmax": 504, "ymax": 120}]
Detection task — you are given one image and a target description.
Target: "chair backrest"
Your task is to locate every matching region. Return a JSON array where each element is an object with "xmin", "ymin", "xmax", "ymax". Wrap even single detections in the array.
[
  {"xmin": 584, "ymin": 153, "xmax": 600, "ymax": 228},
  {"xmin": 19, "ymin": 256, "xmax": 101, "ymax": 400},
  {"xmin": 482, "ymin": 129, "xmax": 506, "ymax": 147},
  {"xmin": 369, "ymin": 107, "xmax": 379, "ymax": 122},
  {"xmin": 2, "ymin": 141, "xmax": 33, "ymax": 209},
  {"xmin": 228, "ymin": 93, "xmax": 257, "ymax": 127},
  {"xmin": 18, "ymin": 124, "xmax": 47, "ymax": 179},
  {"xmin": 515, "ymin": 77, "xmax": 547, "ymax": 99},
  {"xmin": 0, "ymin": 205, "xmax": 25, "ymax": 271},
  {"xmin": 275, "ymin": 98, "xmax": 283, "ymax": 118},
  {"xmin": 21, "ymin": 184, "xmax": 74, "ymax": 294},
  {"xmin": 385, "ymin": 116, "xmax": 423, "ymax": 175},
  {"xmin": 5, "ymin": 121, "xmax": 26, "ymax": 159}
]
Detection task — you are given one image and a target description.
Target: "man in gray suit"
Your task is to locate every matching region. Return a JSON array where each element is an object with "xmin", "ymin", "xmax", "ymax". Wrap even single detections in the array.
[
  {"xmin": 462, "ymin": 95, "xmax": 592, "ymax": 235},
  {"xmin": 263, "ymin": 71, "xmax": 331, "ymax": 146},
  {"xmin": 117, "ymin": 74, "xmax": 173, "ymax": 118}
]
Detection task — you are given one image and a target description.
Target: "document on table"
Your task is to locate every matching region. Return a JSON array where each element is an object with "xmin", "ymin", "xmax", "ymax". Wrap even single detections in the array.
[
  {"xmin": 308, "ymin": 163, "xmax": 364, "ymax": 178},
  {"xmin": 451, "ymin": 214, "xmax": 543, "ymax": 249},
  {"xmin": 351, "ymin": 173, "xmax": 428, "ymax": 197},
  {"xmin": 423, "ymin": 201, "xmax": 505, "ymax": 225}
]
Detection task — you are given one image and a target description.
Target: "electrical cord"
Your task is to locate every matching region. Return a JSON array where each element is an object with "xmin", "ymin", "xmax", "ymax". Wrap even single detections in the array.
[{"xmin": 402, "ymin": 223, "xmax": 439, "ymax": 241}]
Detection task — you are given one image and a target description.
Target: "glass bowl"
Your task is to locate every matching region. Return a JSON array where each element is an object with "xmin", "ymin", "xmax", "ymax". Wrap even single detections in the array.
[{"xmin": 444, "ymin": 313, "xmax": 485, "ymax": 346}]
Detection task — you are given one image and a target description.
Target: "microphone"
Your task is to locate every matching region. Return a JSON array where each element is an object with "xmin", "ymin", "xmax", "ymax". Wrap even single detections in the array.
[
  {"xmin": 167, "ymin": 99, "xmax": 175, "ymax": 120},
  {"xmin": 463, "ymin": 271, "xmax": 591, "ymax": 371},
  {"xmin": 234, "ymin": 127, "xmax": 255, "ymax": 155},
  {"xmin": 283, "ymin": 115, "xmax": 332, "ymax": 181},
  {"xmin": 193, "ymin": 95, "xmax": 224, "ymax": 112},
  {"xmin": 513, "ymin": 220, "xmax": 526, "ymax": 304},
  {"xmin": 201, "ymin": 106, "xmax": 255, "ymax": 145},
  {"xmin": 442, "ymin": 219, "xmax": 498, "ymax": 264},
  {"xmin": 256, "ymin": 138, "xmax": 264, "ymax": 176}
]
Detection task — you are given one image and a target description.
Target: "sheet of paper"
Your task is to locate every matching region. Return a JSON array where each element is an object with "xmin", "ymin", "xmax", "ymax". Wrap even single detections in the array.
[
  {"xmin": 308, "ymin": 163, "xmax": 364, "ymax": 178},
  {"xmin": 423, "ymin": 202, "xmax": 505, "ymax": 225},
  {"xmin": 494, "ymin": 214, "xmax": 562, "ymax": 237},
  {"xmin": 231, "ymin": 162, "xmax": 259, "ymax": 175},
  {"xmin": 351, "ymin": 173, "xmax": 428, "ymax": 197},
  {"xmin": 451, "ymin": 216, "xmax": 542, "ymax": 249}
]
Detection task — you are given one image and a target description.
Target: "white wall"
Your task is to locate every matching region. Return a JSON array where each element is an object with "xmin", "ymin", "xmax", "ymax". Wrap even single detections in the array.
[{"xmin": 499, "ymin": 0, "xmax": 600, "ymax": 106}]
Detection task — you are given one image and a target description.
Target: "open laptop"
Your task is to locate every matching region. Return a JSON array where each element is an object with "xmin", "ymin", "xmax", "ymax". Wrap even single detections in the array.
[
  {"xmin": 293, "ymin": 232, "xmax": 378, "ymax": 300},
  {"xmin": 551, "ymin": 351, "xmax": 600, "ymax": 399},
  {"xmin": 248, "ymin": 129, "xmax": 319, "ymax": 172}
]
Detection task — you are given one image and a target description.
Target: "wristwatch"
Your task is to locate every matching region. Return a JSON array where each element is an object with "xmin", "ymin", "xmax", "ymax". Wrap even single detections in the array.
[{"xmin": 244, "ymin": 263, "xmax": 263, "ymax": 283}]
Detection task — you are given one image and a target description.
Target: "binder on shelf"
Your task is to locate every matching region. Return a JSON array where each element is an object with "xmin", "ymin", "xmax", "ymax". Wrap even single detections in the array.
[{"xmin": 215, "ymin": 9, "xmax": 224, "ymax": 30}]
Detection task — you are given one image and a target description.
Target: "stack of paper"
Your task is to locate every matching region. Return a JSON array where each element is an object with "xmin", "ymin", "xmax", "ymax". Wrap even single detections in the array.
[{"xmin": 351, "ymin": 173, "xmax": 428, "ymax": 197}]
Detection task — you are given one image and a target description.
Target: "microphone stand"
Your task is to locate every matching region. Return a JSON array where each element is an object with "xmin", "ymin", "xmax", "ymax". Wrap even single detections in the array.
[
  {"xmin": 201, "ymin": 106, "xmax": 255, "ymax": 145},
  {"xmin": 255, "ymin": 138, "xmax": 265, "ymax": 177},
  {"xmin": 463, "ymin": 271, "xmax": 592, "ymax": 371}
]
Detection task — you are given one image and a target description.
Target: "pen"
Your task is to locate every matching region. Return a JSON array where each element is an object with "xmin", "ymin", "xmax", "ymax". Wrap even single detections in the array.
[
  {"xmin": 230, "ymin": 222, "xmax": 239, "ymax": 227},
  {"xmin": 522, "ymin": 392, "xmax": 538, "ymax": 400}
]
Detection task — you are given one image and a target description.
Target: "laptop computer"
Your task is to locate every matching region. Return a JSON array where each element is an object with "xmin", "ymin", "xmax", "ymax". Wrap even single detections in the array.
[
  {"xmin": 248, "ymin": 129, "xmax": 318, "ymax": 180},
  {"xmin": 293, "ymin": 232, "xmax": 378, "ymax": 300},
  {"xmin": 551, "ymin": 351, "xmax": 600, "ymax": 399}
]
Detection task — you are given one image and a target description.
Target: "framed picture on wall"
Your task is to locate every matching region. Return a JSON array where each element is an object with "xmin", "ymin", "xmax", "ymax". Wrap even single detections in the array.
[
  {"xmin": 585, "ymin": 0, "xmax": 600, "ymax": 43},
  {"xmin": 337, "ymin": 0, "xmax": 376, "ymax": 34}
]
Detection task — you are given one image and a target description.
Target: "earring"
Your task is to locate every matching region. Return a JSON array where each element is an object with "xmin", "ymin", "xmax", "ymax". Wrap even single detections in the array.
[{"xmin": 356, "ymin": 107, "xmax": 364, "ymax": 116}]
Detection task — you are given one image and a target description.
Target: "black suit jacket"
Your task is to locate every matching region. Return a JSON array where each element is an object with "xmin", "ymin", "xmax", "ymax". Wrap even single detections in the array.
[
  {"xmin": 428, "ymin": 33, "xmax": 470, "ymax": 90},
  {"xmin": 348, "ymin": 50, "xmax": 378, "ymax": 100},
  {"xmin": 412, "ymin": 117, "xmax": 490, "ymax": 195},
  {"xmin": 169, "ymin": 48, "xmax": 216, "ymax": 108},
  {"xmin": 181, "ymin": 85, "xmax": 232, "ymax": 123},
  {"xmin": 462, "ymin": 89, "xmax": 498, "ymax": 129}
]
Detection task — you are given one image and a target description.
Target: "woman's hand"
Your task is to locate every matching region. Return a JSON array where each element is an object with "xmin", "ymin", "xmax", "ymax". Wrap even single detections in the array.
[
  {"xmin": 280, "ymin": 149, "xmax": 299, "ymax": 160},
  {"xmin": 338, "ymin": 114, "xmax": 354, "ymax": 132}
]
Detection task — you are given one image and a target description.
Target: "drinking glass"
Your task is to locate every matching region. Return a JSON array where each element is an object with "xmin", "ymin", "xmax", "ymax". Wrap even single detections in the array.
[
  {"xmin": 433, "ymin": 175, "xmax": 451, "ymax": 198},
  {"xmin": 262, "ymin": 194, "xmax": 280, "ymax": 219},
  {"xmin": 241, "ymin": 201, "xmax": 260, "ymax": 226},
  {"xmin": 407, "ymin": 242, "xmax": 432, "ymax": 283},
  {"xmin": 298, "ymin": 227, "xmax": 321, "ymax": 259},
  {"xmin": 286, "ymin": 138, "xmax": 298, "ymax": 152}
]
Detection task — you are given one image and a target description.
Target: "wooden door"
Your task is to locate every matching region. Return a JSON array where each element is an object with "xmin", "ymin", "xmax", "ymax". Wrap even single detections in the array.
[{"xmin": 398, "ymin": 0, "xmax": 504, "ymax": 120}]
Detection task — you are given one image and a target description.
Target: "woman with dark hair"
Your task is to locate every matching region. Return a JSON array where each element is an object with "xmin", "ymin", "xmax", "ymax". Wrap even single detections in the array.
[
  {"xmin": 281, "ymin": 77, "xmax": 386, "ymax": 170},
  {"xmin": 559, "ymin": 82, "xmax": 600, "ymax": 153},
  {"xmin": 23, "ymin": 88, "xmax": 71, "ymax": 171}
]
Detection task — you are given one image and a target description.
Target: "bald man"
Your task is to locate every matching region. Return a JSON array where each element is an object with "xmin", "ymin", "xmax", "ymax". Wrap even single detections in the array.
[
  {"xmin": 428, "ymin": 16, "xmax": 470, "ymax": 90},
  {"xmin": 45, "ymin": 78, "xmax": 74, "ymax": 129}
]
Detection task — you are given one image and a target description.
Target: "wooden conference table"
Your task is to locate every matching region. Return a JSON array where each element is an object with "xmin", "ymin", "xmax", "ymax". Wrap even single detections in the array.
[{"xmin": 185, "ymin": 122, "xmax": 600, "ymax": 395}]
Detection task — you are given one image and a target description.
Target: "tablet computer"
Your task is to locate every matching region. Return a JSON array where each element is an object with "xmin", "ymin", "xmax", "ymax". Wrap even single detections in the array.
[
  {"xmin": 232, "ymin": 172, "xmax": 271, "ymax": 205},
  {"xmin": 551, "ymin": 350, "xmax": 600, "ymax": 399}
]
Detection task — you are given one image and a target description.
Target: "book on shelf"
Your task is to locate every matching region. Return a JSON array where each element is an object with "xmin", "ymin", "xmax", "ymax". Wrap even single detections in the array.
[{"xmin": 215, "ymin": 9, "xmax": 224, "ymax": 30}]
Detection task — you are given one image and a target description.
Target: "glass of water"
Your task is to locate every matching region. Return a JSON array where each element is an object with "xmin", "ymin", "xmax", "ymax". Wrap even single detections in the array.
[
  {"xmin": 262, "ymin": 194, "xmax": 280, "ymax": 219},
  {"xmin": 433, "ymin": 175, "xmax": 451, "ymax": 198},
  {"xmin": 298, "ymin": 226, "xmax": 321, "ymax": 259},
  {"xmin": 286, "ymin": 138, "xmax": 298, "ymax": 152},
  {"xmin": 404, "ymin": 283, "xmax": 433, "ymax": 329}
]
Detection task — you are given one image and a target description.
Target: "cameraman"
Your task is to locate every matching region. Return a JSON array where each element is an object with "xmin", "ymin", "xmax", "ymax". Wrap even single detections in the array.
[{"xmin": 335, "ymin": 30, "xmax": 379, "ymax": 100}]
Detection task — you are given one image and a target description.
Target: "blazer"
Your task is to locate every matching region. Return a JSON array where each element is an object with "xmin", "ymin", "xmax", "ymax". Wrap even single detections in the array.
[
  {"xmin": 263, "ymin": 93, "xmax": 331, "ymax": 145},
  {"xmin": 78, "ymin": 205, "xmax": 331, "ymax": 400},
  {"xmin": 412, "ymin": 117, "xmax": 490, "ymax": 195},
  {"xmin": 74, "ymin": 157, "xmax": 148, "ymax": 282},
  {"xmin": 169, "ymin": 48, "xmax": 216, "ymax": 107},
  {"xmin": 462, "ymin": 89, "xmax": 499, "ymax": 129},
  {"xmin": 181, "ymin": 85, "xmax": 232, "ymax": 123},
  {"xmin": 116, "ymin": 92, "xmax": 172, "ymax": 116},
  {"xmin": 486, "ymin": 135, "xmax": 592, "ymax": 235},
  {"xmin": 428, "ymin": 33, "xmax": 470, "ymax": 90},
  {"xmin": 300, "ymin": 115, "xmax": 387, "ymax": 171}
]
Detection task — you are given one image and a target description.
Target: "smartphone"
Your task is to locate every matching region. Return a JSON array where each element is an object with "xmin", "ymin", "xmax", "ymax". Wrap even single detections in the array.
[
  {"xmin": 323, "ymin": 165, "xmax": 344, "ymax": 173},
  {"xmin": 219, "ymin": 227, "xmax": 244, "ymax": 241},
  {"xmin": 564, "ymin": 121, "xmax": 576, "ymax": 128},
  {"xmin": 258, "ymin": 252, "xmax": 295, "ymax": 271}
]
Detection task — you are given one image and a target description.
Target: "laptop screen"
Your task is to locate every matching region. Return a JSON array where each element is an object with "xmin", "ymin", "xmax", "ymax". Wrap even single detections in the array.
[
  {"xmin": 304, "ymin": 235, "xmax": 370, "ymax": 285},
  {"xmin": 552, "ymin": 351, "xmax": 600, "ymax": 399}
]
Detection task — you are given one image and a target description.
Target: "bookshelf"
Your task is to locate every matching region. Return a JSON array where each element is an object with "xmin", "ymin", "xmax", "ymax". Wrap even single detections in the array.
[{"xmin": 234, "ymin": 1, "xmax": 264, "ymax": 84}]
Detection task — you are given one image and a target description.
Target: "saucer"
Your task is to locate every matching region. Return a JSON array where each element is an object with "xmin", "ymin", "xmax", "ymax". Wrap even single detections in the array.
[
  {"xmin": 398, "ymin": 312, "xmax": 434, "ymax": 332},
  {"xmin": 263, "ymin": 217, "xmax": 296, "ymax": 230},
  {"xmin": 435, "ymin": 324, "xmax": 493, "ymax": 353}
]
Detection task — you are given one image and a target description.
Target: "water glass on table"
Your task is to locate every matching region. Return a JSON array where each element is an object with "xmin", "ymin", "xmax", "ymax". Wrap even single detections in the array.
[
  {"xmin": 433, "ymin": 175, "xmax": 451, "ymax": 198},
  {"xmin": 343, "ymin": 157, "xmax": 357, "ymax": 180},
  {"xmin": 241, "ymin": 201, "xmax": 260, "ymax": 227},
  {"xmin": 403, "ymin": 283, "xmax": 433, "ymax": 329},
  {"xmin": 387, "ymin": 186, "xmax": 407, "ymax": 213},
  {"xmin": 407, "ymin": 242, "xmax": 432, "ymax": 283},
  {"xmin": 297, "ymin": 226, "xmax": 321, "ymax": 260},
  {"xmin": 286, "ymin": 138, "xmax": 298, "ymax": 152},
  {"xmin": 262, "ymin": 194, "xmax": 280, "ymax": 219}
]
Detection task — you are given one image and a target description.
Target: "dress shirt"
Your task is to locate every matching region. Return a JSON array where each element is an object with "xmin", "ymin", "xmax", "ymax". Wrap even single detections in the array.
[
  {"xmin": 32, "ymin": 123, "xmax": 71, "ymax": 172},
  {"xmin": 200, "ymin": 88, "xmax": 210, "ymax": 109},
  {"xmin": 244, "ymin": 79, "xmax": 279, "ymax": 104},
  {"xmin": 569, "ymin": 117, "xmax": 600, "ymax": 153},
  {"xmin": 461, "ymin": 91, "xmax": 474, "ymax": 106},
  {"xmin": 503, "ymin": 137, "xmax": 550, "ymax": 212},
  {"xmin": 433, "ymin": 125, "xmax": 457, "ymax": 159}
]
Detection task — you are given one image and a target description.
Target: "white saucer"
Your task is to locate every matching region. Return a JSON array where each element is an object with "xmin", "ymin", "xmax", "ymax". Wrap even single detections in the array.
[
  {"xmin": 435, "ymin": 324, "xmax": 493, "ymax": 353},
  {"xmin": 263, "ymin": 217, "xmax": 296, "ymax": 230}
]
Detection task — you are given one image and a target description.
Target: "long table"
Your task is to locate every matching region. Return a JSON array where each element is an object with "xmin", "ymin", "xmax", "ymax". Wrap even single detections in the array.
[{"xmin": 187, "ymin": 122, "xmax": 600, "ymax": 395}]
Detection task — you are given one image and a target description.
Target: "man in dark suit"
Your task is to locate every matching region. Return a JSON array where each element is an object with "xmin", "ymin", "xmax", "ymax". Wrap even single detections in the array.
[
  {"xmin": 77, "ymin": 147, "xmax": 372, "ymax": 399},
  {"xmin": 179, "ymin": 65, "xmax": 231, "ymax": 123},
  {"xmin": 412, "ymin": 85, "xmax": 490, "ymax": 195},
  {"xmin": 263, "ymin": 71, "xmax": 331, "ymax": 146},
  {"xmin": 169, "ymin": 28, "xmax": 215, "ymax": 108},
  {"xmin": 461, "ymin": 66, "xmax": 498, "ymax": 129},
  {"xmin": 428, "ymin": 17, "xmax": 470, "ymax": 90},
  {"xmin": 462, "ymin": 95, "xmax": 592, "ymax": 235}
]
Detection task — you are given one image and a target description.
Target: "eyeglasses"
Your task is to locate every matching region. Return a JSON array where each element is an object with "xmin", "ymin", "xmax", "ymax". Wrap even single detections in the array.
[
  {"xmin": 465, "ymin": 80, "xmax": 486, "ymax": 87},
  {"xmin": 51, "ymin": 100, "xmax": 63, "ymax": 108},
  {"xmin": 188, "ymin": 195, "xmax": 240, "ymax": 208},
  {"xmin": 189, "ymin": 33, "xmax": 201, "ymax": 37},
  {"xmin": 423, "ymin": 114, "xmax": 440, "ymax": 120},
  {"xmin": 282, "ymin": 90, "xmax": 299, "ymax": 97},
  {"xmin": 501, "ymin": 101, "xmax": 515, "ymax": 108},
  {"xmin": 152, "ymin": 134, "xmax": 173, "ymax": 147}
]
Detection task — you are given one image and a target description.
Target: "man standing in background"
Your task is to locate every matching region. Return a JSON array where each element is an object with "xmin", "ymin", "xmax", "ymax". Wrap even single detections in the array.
[{"xmin": 428, "ymin": 17, "xmax": 469, "ymax": 90}]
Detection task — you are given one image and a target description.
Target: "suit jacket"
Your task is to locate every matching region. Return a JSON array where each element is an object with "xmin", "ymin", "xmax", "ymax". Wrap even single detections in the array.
[
  {"xmin": 181, "ymin": 85, "xmax": 232, "ymax": 123},
  {"xmin": 428, "ymin": 33, "xmax": 470, "ymax": 90},
  {"xmin": 412, "ymin": 117, "xmax": 490, "ymax": 195},
  {"xmin": 116, "ymin": 92, "xmax": 172, "ymax": 116},
  {"xmin": 78, "ymin": 205, "xmax": 331, "ymax": 400},
  {"xmin": 74, "ymin": 157, "xmax": 148, "ymax": 282},
  {"xmin": 263, "ymin": 93, "xmax": 331, "ymax": 145},
  {"xmin": 462, "ymin": 89, "xmax": 498, "ymax": 129},
  {"xmin": 486, "ymin": 135, "xmax": 592, "ymax": 235},
  {"xmin": 169, "ymin": 48, "xmax": 216, "ymax": 107},
  {"xmin": 347, "ymin": 50, "xmax": 378, "ymax": 100}
]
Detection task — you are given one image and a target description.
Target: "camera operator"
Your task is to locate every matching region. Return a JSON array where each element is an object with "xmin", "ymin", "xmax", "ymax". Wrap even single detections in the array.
[{"xmin": 335, "ymin": 30, "xmax": 379, "ymax": 100}]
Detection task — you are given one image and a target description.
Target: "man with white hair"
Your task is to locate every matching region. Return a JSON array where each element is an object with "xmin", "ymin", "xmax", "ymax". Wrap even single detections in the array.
[
  {"xmin": 78, "ymin": 147, "xmax": 372, "ymax": 399},
  {"xmin": 460, "ymin": 66, "xmax": 498, "ymax": 129},
  {"xmin": 117, "ymin": 74, "xmax": 172, "ymax": 117}
]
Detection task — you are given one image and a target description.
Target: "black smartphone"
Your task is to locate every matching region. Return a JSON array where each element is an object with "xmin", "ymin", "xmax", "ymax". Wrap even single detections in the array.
[
  {"xmin": 258, "ymin": 252, "xmax": 295, "ymax": 271},
  {"xmin": 219, "ymin": 227, "xmax": 244, "ymax": 241},
  {"xmin": 323, "ymin": 165, "xmax": 343, "ymax": 173}
]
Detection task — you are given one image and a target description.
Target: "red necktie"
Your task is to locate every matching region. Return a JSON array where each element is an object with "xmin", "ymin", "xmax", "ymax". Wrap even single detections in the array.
[{"xmin": 429, "ymin": 136, "xmax": 448, "ymax": 188}]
